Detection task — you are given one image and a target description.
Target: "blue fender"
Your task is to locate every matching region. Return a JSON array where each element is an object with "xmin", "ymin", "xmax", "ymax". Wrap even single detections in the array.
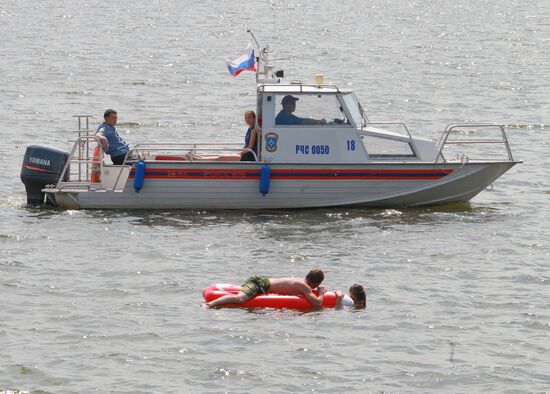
[
  {"xmin": 259, "ymin": 164, "xmax": 271, "ymax": 196},
  {"xmin": 134, "ymin": 160, "xmax": 146, "ymax": 192}
]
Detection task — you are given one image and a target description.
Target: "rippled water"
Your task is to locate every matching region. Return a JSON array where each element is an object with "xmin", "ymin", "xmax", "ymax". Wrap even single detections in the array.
[{"xmin": 1, "ymin": 0, "xmax": 549, "ymax": 392}]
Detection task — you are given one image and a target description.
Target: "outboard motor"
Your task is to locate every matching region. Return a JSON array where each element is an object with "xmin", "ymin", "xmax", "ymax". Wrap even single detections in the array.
[{"xmin": 21, "ymin": 145, "xmax": 69, "ymax": 205}]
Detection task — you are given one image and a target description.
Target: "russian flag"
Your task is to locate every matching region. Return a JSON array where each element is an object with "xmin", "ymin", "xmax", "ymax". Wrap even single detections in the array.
[{"xmin": 227, "ymin": 41, "xmax": 257, "ymax": 76}]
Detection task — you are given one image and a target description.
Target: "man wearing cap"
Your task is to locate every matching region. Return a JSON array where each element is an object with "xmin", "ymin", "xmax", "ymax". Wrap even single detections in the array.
[
  {"xmin": 95, "ymin": 109, "xmax": 130, "ymax": 165},
  {"xmin": 275, "ymin": 95, "xmax": 327, "ymax": 126}
]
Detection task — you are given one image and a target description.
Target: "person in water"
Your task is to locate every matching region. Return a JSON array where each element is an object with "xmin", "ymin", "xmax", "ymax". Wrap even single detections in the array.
[
  {"xmin": 335, "ymin": 284, "xmax": 366, "ymax": 308},
  {"xmin": 188, "ymin": 110, "xmax": 260, "ymax": 161},
  {"xmin": 94, "ymin": 109, "xmax": 130, "ymax": 165},
  {"xmin": 204, "ymin": 268, "xmax": 326, "ymax": 308},
  {"xmin": 274, "ymin": 95, "xmax": 327, "ymax": 126}
]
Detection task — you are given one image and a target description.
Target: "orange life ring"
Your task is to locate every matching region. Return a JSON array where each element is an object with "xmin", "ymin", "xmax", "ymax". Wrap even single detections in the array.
[{"xmin": 91, "ymin": 146, "xmax": 101, "ymax": 183}]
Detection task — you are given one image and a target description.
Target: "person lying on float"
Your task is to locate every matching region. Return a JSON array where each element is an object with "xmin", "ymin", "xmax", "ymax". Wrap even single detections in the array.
[{"xmin": 204, "ymin": 268, "xmax": 326, "ymax": 308}]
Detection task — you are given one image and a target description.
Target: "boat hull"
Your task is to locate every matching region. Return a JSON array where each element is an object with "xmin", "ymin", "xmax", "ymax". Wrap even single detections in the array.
[{"xmin": 48, "ymin": 161, "xmax": 518, "ymax": 210}]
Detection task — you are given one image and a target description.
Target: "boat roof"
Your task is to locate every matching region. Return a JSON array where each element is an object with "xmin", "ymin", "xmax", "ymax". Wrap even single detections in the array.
[{"xmin": 258, "ymin": 83, "xmax": 353, "ymax": 95}]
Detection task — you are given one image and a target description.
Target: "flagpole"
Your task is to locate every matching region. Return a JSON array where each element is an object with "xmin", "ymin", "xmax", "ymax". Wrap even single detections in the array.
[
  {"xmin": 247, "ymin": 30, "xmax": 262, "ymax": 82},
  {"xmin": 247, "ymin": 30, "xmax": 261, "ymax": 54}
]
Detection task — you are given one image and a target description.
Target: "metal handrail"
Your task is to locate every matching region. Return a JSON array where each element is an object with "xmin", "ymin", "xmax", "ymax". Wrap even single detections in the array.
[
  {"xmin": 258, "ymin": 83, "xmax": 342, "ymax": 94},
  {"xmin": 106, "ymin": 145, "xmax": 259, "ymax": 192},
  {"xmin": 435, "ymin": 123, "xmax": 514, "ymax": 163},
  {"xmin": 57, "ymin": 184, "xmax": 93, "ymax": 192},
  {"xmin": 363, "ymin": 122, "xmax": 419, "ymax": 157},
  {"xmin": 132, "ymin": 142, "xmax": 243, "ymax": 149},
  {"xmin": 72, "ymin": 115, "xmax": 94, "ymax": 183},
  {"xmin": 56, "ymin": 135, "xmax": 99, "ymax": 188},
  {"xmin": 58, "ymin": 120, "xmax": 260, "ymax": 192},
  {"xmin": 56, "ymin": 138, "xmax": 261, "ymax": 192},
  {"xmin": 128, "ymin": 146, "xmax": 258, "ymax": 162}
]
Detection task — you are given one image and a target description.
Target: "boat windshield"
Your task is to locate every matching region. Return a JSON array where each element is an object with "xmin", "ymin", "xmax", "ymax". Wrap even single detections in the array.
[
  {"xmin": 341, "ymin": 93, "xmax": 368, "ymax": 128},
  {"xmin": 274, "ymin": 94, "xmax": 350, "ymax": 126}
]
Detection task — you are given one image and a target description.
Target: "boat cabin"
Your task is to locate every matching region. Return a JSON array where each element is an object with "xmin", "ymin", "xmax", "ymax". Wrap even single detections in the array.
[{"xmin": 256, "ymin": 83, "xmax": 439, "ymax": 164}]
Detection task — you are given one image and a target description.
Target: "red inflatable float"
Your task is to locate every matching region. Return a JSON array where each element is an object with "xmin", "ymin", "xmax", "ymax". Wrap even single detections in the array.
[{"xmin": 202, "ymin": 283, "xmax": 337, "ymax": 310}]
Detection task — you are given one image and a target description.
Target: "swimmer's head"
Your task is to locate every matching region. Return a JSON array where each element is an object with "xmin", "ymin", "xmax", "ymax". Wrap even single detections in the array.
[
  {"xmin": 305, "ymin": 268, "xmax": 324, "ymax": 288},
  {"xmin": 349, "ymin": 284, "xmax": 366, "ymax": 308}
]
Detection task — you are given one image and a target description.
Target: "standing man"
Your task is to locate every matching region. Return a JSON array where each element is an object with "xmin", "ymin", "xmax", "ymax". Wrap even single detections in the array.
[{"xmin": 95, "ymin": 109, "xmax": 130, "ymax": 165}]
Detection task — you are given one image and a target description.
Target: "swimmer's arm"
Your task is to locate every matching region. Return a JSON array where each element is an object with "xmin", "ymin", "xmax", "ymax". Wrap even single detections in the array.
[
  {"xmin": 303, "ymin": 284, "xmax": 325, "ymax": 308},
  {"xmin": 335, "ymin": 290, "xmax": 344, "ymax": 308}
]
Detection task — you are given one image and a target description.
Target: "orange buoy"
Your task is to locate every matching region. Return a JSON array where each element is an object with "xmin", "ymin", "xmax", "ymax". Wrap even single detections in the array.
[{"xmin": 91, "ymin": 146, "xmax": 101, "ymax": 183}]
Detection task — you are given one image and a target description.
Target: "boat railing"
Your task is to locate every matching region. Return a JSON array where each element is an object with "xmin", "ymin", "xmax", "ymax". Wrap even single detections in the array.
[
  {"xmin": 363, "ymin": 122, "xmax": 419, "ymax": 156},
  {"xmin": 99, "ymin": 143, "xmax": 256, "ymax": 192},
  {"xmin": 130, "ymin": 142, "xmax": 258, "ymax": 162},
  {"xmin": 56, "ymin": 115, "xmax": 95, "ymax": 186},
  {"xmin": 54, "ymin": 135, "xmax": 100, "ymax": 186},
  {"xmin": 55, "ymin": 138, "xmax": 259, "ymax": 192},
  {"xmin": 258, "ymin": 83, "xmax": 342, "ymax": 93},
  {"xmin": 57, "ymin": 184, "xmax": 93, "ymax": 192},
  {"xmin": 132, "ymin": 142, "xmax": 243, "ymax": 150},
  {"xmin": 52, "ymin": 114, "xmax": 102, "ymax": 188},
  {"xmin": 435, "ymin": 123, "xmax": 514, "ymax": 163}
]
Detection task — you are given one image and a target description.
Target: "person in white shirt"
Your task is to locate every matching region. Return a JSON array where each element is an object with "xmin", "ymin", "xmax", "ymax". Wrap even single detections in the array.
[{"xmin": 335, "ymin": 284, "xmax": 366, "ymax": 308}]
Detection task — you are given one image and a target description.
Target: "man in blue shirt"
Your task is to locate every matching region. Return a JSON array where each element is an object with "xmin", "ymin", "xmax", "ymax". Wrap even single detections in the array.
[
  {"xmin": 275, "ymin": 95, "xmax": 327, "ymax": 126},
  {"xmin": 95, "ymin": 109, "xmax": 130, "ymax": 165}
]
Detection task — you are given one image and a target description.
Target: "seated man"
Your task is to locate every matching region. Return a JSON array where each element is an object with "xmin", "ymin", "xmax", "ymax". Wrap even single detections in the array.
[
  {"xmin": 275, "ymin": 95, "xmax": 327, "ymax": 126},
  {"xmin": 204, "ymin": 268, "xmax": 326, "ymax": 308},
  {"xmin": 94, "ymin": 109, "xmax": 130, "ymax": 165}
]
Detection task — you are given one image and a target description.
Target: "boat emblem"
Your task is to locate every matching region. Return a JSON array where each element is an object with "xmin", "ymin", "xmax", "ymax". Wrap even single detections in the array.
[{"xmin": 264, "ymin": 132, "xmax": 279, "ymax": 152}]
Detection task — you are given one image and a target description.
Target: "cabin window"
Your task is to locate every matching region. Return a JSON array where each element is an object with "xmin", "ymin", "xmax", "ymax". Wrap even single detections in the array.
[
  {"xmin": 360, "ymin": 135, "xmax": 415, "ymax": 157},
  {"xmin": 274, "ymin": 94, "xmax": 349, "ymax": 126},
  {"xmin": 341, "ymin": 93, "xmax": 367, "ymax": 127}
]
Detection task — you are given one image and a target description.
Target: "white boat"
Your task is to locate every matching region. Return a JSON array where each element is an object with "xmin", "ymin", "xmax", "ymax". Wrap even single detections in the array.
[{"xmin": 21, "ymin": 34, "xmax": 520, "ymax": 210}]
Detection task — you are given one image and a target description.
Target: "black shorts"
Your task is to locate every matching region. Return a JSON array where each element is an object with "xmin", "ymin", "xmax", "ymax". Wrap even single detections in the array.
[
  {"xmin": 111, "ymin": 154, "xmax": 127, "ymax": 165},
  {"xmin": 240, "ymin": 152, "xmax": 257, "ymax": 162}
]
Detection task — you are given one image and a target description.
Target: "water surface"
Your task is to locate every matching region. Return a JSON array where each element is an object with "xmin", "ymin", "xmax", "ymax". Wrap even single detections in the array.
[{"xmin": 1, "ymin": 0, "xmax": 549, "ymax": 392}]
